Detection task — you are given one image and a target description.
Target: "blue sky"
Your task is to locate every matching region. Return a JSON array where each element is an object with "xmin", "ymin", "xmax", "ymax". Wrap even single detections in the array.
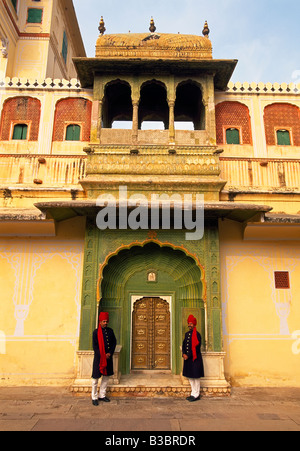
[{"xmin": 73, "ymin": 0, "xmax": 300, "ymax": 84}]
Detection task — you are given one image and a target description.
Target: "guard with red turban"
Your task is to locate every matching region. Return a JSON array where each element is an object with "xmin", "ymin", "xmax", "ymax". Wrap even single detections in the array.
[
  {"xmin": 182, "ymin": 315, "xmax": 204, "ymax": 402},
  {"xmin": 91, "ymin": 311, "xmax": 117, "ymax": 406}
]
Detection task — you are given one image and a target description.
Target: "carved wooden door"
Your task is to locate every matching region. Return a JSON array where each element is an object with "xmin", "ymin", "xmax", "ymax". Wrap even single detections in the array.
[{"xmin": 132, "ymin": 297, "xmax": 171, "ymax": 370}]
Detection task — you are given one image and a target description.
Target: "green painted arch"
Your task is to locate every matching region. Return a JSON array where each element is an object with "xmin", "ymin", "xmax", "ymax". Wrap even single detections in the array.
[
  {"xmin": 100, "ymin": 242, "xmax": 204, "ymax": 302},
  {"xmin": 97, "ymin": 240, "xmax": 207, "ymax": 300},
  {"xmin": 99, "ymin": 242, "xmax": 206, "ymax": 374}
]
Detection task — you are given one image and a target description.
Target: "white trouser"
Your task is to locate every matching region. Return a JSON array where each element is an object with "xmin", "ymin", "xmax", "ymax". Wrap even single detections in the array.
[
  {"xmin": 91, "ymin": 376, "xmax": 110, "ymax": 400},
  {"xmin": 188, "ymin": 378, "xmax": 201, "ymax": 398}
]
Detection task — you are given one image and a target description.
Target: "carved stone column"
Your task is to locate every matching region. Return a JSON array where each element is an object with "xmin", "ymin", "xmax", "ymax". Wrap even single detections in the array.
[
  {"xmin": 168, "ymin": 100, "xmax": 175, "ymax": 143},
  {"xmin": 97, "ymin": 100, "xmax": 103, "ymax": 142},
  {"xmin": 203, "ymin": 77, "xmax": 217, "ymax": 145},
  {"xmin": 132, "ymin": 100, "xmax": 139, "ymax": 145}
]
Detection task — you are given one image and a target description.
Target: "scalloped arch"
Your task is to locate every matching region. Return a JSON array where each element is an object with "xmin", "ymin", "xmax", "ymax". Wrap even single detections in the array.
[{"xmin": 97, "ymin": 240, "xmax": 206, "ymax": 303}]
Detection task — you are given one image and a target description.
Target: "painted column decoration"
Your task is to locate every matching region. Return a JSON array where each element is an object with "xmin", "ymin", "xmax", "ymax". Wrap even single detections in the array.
[{"xmin": 0, "ymin": 241, "xmax": 83, "ymax": 338}]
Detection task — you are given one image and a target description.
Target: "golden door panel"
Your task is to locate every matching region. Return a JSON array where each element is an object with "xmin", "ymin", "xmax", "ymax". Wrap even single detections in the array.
[
  {"xmin": 132, "ymin": 355, "xmax": 148, "ymax": 369},
  {"xmin": 154, "ymin": 356, "xmax": 169, "ymax": 369},
  {"xmin": 155, "ymin": 342, "xmax": 167, "ymax": 353},
  {"xmin": 133, "ymin": 342, "xmax": 147, "ymax": 353},
  {"xmin": 133, "ymin": 327, "xmax": 148, "ymax": 339},
  {"xmin": 132, "ymin": 297, "xmax": 171, "ymax": 371}
]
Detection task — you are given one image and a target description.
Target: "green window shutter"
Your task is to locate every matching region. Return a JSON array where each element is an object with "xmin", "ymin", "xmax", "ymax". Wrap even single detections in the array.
[
  {"xmin": 62, "ymin": 31, "xmax": 68, "ymax": 64},
  {"xmin": 277, "ymin": 130, "xmax": 291, "ymax": 146},
  {"xmin": 66, "ymin": 124, "xmax": 81, "ymax": 141},
  {"xmin": 226, "ymin": 128, "xmax": 240, "ymax": 145},
  {"xmin": 11, "ymin": 0, "xmax": 17, "ymax": 12},
  {"xmin": 27, "ymin": 8, "xmax": 43, "ymax": 23},
  {"xmin": 12, "ymin": 124, "xmax": 28, "ymax": 140}
]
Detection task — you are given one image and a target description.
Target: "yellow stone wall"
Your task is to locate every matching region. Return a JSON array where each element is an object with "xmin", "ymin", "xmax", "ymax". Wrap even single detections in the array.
[
  {"xmin": 0, "ymin": 217, "xmax": 85, "ymax": 385},
  {"xmin": 220, "ymin": 219, "xmax": 300, "ymax": 387},
  {"xmin": 0, "ymin": 0, "xmax": 85, "ymax": 80}
]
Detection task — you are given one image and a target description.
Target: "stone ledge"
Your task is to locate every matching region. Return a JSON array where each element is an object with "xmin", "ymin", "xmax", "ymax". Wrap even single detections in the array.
[{"xmin": 71, "ymin": 384, "xmax": 231, "ymax": 398}]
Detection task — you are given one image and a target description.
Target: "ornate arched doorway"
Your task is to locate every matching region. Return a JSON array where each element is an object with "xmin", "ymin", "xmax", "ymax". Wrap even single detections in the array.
[{"xmin": 99, "ymin": 242, "xmax": 205, "ymax": 375}]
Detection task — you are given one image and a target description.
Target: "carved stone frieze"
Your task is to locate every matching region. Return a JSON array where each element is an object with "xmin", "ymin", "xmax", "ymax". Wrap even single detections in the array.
[{"xmin": 85, "ymin": 153, "xmax": 221, "ymax": 176}]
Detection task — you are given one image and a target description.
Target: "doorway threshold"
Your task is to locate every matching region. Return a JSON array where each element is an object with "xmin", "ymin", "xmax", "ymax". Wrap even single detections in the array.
[{"xmin": 108, "ymin": 372, "xmax": 189, "ymax": 398}]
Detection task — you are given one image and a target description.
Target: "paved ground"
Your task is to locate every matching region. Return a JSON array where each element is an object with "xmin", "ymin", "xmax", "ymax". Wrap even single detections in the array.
[{"xmin": 0, "ymin": 386, "xmax": 300, "ymax": 432}]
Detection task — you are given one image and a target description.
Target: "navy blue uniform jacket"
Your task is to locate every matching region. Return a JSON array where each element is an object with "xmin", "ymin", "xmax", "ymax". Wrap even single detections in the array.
[
  {"xmin": 92, "ymin": 327, "xmax": 117, "ymax": 379},
  {"xmin": 182, "ymin": 330, "xmax": 205, "ymax": 379}
]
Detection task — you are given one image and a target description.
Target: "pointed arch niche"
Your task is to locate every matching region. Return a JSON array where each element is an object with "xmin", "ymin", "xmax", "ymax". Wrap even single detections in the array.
[{"xmin": 98, "ymin": 242, "xmax": 206, "ymax": 375}]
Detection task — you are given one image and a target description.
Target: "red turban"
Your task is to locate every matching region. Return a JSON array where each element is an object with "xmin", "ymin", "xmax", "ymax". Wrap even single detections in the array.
[
  {"xmin": 188, "ymin": 315, "xmax": 197, "ymax": 326},
  {"xmin": 187, "ymin": 315, "xmax": 199, "ymax": 361},
  {"xmin": 99, "ymin": 312, "xmax": 109, "ymax": 322},
  {"xmin": 98, "ymin": 312, "xmax": 109, "ymax": 375}
]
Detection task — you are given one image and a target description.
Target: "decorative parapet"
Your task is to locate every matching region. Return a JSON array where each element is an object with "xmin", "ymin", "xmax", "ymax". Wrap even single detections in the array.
[
  {"xmin": 87, "ymin": 144, "xmax": 222, "ymax": 155},
  {"xmin": 1, "ymin": 78, "xmax": 299, "ymax": 95},
  {"xmin": 0, "ymin": 77, "xmax": 82, "ymax": 90},
  {"xmin": 227, "ymin": 81, "xmax": 300, "ymax": 94},
  {"xmin": 81, "ymin": 145, "xmax": 226, "ymax": 201},
  {"xmin": 85, "ymin": 152, "xmax": 221, "ymax": 176}
]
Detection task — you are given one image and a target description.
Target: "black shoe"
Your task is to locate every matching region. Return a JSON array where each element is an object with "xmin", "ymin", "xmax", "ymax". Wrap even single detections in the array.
[
  {"xmin": 92, "ymin": 399, "xmax": 99, "ymax": 406},
  {"xmin": 99, "ymin": 397, "xmax": 111, "ymax": 403},
  {"xmin": 189, "ymin": 395, "xmax": 200, "ymax": 402},
  {"xmin": 186, "ymin": 396, "xmax": 193, "ymax": 401}
]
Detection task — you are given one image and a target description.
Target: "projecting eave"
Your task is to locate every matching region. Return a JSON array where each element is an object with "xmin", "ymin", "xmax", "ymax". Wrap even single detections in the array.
[
  {"xmin": 264, "ymin": 213, "xmax": 300, "ymax": 224},
  {"xmin": 0, "ymin": 208, "xmax": 46, "ymax": 221},
  {"xmin": 34, "ymin": 200, "xmax": 272, "ymax": 223},
  {"xmin": 73, "ymin": 57, "xmax": 238, "ymax": 91},
  {"xmin": 0, "ymin": 208, "xmax": 55, "ymax": 236},
  {"xmin": 244, "ymin": 213, "xmax": 300, "ymax": 241}
]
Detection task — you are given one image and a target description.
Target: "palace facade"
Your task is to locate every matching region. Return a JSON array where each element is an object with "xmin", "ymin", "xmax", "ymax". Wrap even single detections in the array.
[{"xmin": 0, "ymin": 1, "xmax": 299, "ymax": 395}]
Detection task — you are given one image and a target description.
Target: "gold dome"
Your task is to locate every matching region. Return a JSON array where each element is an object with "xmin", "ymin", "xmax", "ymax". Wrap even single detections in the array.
[{"xmin": 95, "ymin": 33, "xmax": 213, "ymax": 60}]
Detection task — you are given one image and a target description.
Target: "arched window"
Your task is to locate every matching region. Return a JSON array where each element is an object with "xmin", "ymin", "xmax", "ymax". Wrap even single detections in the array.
[
  {"xmin": 215, "ymin": 101, "xmax": 252, "ymax": 145},
  {"xmin": 52, "ymin": 98, "xmax": 92, "ymax": 142},
  {"xmin": 226, "ymin": 128, "xmax": 240, "ymax": 145},
  {"xmin": 139, "ymin": 81, "xmax": 168, "ymax": 130},
  {"xmin": 12, "ymin": 124, "xmax": 28, "ymax": 140},
  {"xmin": 264, "ymin": 103, "xmax": 300, "ymax": 146},
  {"xmin": 102, "ymin": 81, "xmax": 132, "ymax": 129},
  {"xmin": 175, "ymin": 81, "xmax": 205, "ymax": 130},
  {"xmin": 0, "ymin": 97, "xmax": 41, "ymax": 141},
  {"xmin": 276, "ymin": 129, "xmax": 291, "ymax": 146},
  {"xmin": 65, "ymin": 124, "xmax": 81, "ymax": 141}
]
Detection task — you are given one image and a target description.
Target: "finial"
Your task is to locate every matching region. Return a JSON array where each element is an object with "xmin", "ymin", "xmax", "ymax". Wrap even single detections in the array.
[
  {"xmin": 98, "ymin": 16, "xmax": 106, "ymax": 35},
  {"xmin": 149, "ymin": 17, "xmax": 156, "ymax": 33},
  {"xmin": 202, "ymin": 20, "xmax": 210, "ymax": 38}
]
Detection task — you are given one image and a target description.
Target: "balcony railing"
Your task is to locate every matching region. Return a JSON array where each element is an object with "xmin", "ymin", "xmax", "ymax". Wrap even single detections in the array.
[
  {"xmin": 0, "ymin": 155, "xmax": 86, "ymax": 187},
  {"xmin": 0, "ymin": 154, "xmax": 299, "ymax": 193},
  {"xmin": 220, "ymin": 157, "xmax": 300, "ymax": 192}
]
